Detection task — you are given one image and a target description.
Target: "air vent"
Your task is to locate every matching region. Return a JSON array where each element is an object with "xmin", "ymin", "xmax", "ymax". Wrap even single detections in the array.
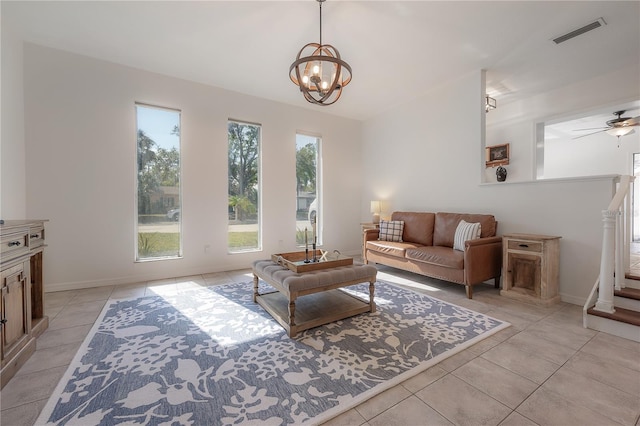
[{"xmin": 553, "ymin": 18, "xmax": 606, "ymax": 44}]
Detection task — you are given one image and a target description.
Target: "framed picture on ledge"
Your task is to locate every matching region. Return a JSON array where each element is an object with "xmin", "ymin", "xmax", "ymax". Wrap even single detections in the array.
[{"xmin": 485, "ymin": 143, "xmax": 510, "ymax": 167}]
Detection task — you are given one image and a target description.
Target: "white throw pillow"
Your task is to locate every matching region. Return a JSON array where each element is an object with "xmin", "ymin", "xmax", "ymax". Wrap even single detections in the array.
[
  {"xmin": 453, "ymin": 220, "xmax": 481, "ymax": 251},
  {"xmin": 378, "ymin": 220, "xmax": 405, "ymax": 242}
]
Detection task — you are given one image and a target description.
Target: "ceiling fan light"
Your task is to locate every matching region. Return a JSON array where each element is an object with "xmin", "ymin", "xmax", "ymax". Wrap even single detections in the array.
[{"xmin": 606, "ymin": 127, "xmax": 635, "ymax": 137}]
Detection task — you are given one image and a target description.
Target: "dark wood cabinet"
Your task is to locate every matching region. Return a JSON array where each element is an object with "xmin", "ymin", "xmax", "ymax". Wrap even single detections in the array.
[{"xmin": 1, "ymin": 261, "xmax": 31, "ymax": 364}]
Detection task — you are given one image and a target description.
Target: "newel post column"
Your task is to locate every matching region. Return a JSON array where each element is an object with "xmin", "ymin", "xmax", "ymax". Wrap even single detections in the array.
[{"xmin": 595, "ymin": 209, "xmax": 618, "ymax": 314}]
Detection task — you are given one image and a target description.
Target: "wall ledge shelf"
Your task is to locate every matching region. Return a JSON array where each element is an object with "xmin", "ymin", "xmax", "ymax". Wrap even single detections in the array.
[{"xmin": 480, "ymin": 174, "xmax": 620, "ymax": 187}]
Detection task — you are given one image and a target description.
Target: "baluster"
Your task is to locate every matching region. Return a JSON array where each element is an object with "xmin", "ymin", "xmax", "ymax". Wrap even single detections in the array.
[{"xmin": 595, "ymin": 209, "xmax": 617, "ymax": 314}]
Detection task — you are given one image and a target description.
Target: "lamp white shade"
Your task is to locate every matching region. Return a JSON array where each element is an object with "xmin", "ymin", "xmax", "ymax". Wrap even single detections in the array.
[
  {"xmin": 606, "ymin": 127, "xmax": 635, "ymax": 137},
  {"xmin": 370, "ymin": 200, "xmax": 381, "ymax": 224}
]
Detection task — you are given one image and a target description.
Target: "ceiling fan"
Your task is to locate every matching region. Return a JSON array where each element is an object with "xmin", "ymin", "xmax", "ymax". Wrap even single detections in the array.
[{"xmin": 573, "ymin": 110, "xmax": 640, "ymax": 140}]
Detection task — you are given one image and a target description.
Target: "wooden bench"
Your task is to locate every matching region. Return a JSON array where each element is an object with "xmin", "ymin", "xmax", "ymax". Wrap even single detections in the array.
[{"xmin": 252, "ymin": 259, "xmax": 378, "ymax": 337}]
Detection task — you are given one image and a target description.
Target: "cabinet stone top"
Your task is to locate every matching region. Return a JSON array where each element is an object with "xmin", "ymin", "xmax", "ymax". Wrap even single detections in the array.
[
  {"xmin": 0, "ymin": 220, "xmax": 48, "ymax": 231},
  {"xmin": 503, "ymin": 233, "xmax": 561, "ymax": 241}
]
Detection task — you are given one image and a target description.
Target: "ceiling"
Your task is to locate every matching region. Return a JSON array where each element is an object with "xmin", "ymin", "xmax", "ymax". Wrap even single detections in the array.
[{"xmin": 3, "ymin": 1, "xmax": 640, "ymax": 121}]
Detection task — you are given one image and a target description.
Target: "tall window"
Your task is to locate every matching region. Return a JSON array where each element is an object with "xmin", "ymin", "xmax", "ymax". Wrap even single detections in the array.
[
  {"xmin": 135, "ymin": 104, "xmax": 181, "ymax": 260},
  {"xmin": 228, "ymin": 120, "xmax": 261, "ymax": 252},
  {"xmin": 296, "ymin": 133, "xmax": 322, "ymax": 246}
]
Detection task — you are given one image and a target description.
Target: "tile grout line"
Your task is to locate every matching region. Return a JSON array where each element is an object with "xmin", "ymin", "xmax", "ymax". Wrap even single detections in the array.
[
  {"xmin": 504, "ymin": 320, "xmax": 607, "ymax": 425},
  {"xmin": 443, "ymin": 307, "xmax": 578, "ymax": 425}
]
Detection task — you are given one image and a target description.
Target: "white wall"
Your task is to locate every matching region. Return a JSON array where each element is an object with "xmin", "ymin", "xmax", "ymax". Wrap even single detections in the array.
[
  {"xmin": 485, "ymin": 64, "xmax": 640, "ymax": 183},
  {"xmin": 544, "ymin": 130, "xmax": 639, "ymax": 179},
  {"xmin": 14, "ymin": 43, "xmax": 639, "ymax": 303},
  {"xmin": 363, "ymin": 71, "xmax": 487, "ymax": 214},
  {"xmin": 1, "ymin": 21, "xmax": 27, "ymax": 218},
  {"xmin": 23, "ymin": 44, "xmax": 363, "ymax": 291},
  {"xmin": 362, "ymin": 70, "xmax": 616, "ymax": 305}
]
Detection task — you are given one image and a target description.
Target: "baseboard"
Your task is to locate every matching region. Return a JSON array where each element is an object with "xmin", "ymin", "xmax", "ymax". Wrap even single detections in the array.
[
  {"xmin": 45, "ymin": 264, "xmax": 251, "ymax": 293},
  {"xmin": 342, "ymin": 249, "xmax": 362, "ymax": 258},
  {"xmin": 560, "ymin": 292, "xmax": 586, "ymax": 306},
  {"xmin": 45, "ymin": 250, "xmax": 364, "ymax": 293}
]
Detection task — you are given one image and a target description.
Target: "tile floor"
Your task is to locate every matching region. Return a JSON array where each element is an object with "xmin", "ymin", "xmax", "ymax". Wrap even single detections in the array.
[{"xmin": 1, "ymin": 265, "xmax": 639, "ymax": 426}]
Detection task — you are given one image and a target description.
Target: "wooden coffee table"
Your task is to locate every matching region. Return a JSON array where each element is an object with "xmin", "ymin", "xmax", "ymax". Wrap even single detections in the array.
[{"xmin": 252, "ymin": 259, "xmax": 377, "ymax": 337}]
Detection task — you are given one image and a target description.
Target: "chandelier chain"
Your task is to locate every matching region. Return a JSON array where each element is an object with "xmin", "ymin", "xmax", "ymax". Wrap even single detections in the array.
[{"xmin": 319, "ymin": 0, "xmax": 322, "ymax": 46}]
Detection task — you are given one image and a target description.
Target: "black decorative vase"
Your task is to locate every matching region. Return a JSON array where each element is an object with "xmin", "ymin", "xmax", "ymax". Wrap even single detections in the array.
[{"xmin": 496, "ymin": 166, "xmax": 507, "ymax": 182}]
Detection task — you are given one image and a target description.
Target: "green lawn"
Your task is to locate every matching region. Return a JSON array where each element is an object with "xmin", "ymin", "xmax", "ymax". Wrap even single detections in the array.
[
  {"xmin": 138, "ymin": 231, "xmax": 259, "ymax": 257},
  {"xmin": 138, "ymin": 232, "xmax": 180, "ymax": 257},
  {"xmin": 228, "ymin": 231, "xmax": 259, "ymax": 248}
]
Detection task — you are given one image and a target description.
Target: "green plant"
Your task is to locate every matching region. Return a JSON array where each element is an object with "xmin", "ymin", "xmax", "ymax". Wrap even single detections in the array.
[
  {"xmin": 138, "ymin": 232, "xmax": 180, "ymax": 258},
  {"xmin": 229, "ymin": 196, "xmax": 256, "ymax": 221},
  {"xmin": 138, "ymin": 233, "xmax": 156, "ymax": 256}
]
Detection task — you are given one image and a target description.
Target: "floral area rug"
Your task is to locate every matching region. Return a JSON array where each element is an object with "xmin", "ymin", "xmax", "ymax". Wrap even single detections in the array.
[{"xmin": 36, "ymin": 280, "xmax": 509, "ymax": 425}]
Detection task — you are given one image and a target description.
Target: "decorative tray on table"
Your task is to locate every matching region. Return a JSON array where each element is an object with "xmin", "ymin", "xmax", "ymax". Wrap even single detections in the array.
[{"xmin": 271, "ymin": 250, "xmax": 353, "ymax": 273}]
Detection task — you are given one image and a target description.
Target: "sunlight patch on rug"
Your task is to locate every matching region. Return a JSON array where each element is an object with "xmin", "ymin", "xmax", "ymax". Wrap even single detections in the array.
[{"xmin": 36, "ymin": 280, "xmax": 509, "ymax": 426}]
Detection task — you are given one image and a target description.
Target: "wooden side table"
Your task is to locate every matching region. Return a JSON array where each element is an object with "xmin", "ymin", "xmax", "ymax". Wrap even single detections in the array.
[{"xmin": 501, "ymin": 233, "xmax": 561, "ymax": 305}]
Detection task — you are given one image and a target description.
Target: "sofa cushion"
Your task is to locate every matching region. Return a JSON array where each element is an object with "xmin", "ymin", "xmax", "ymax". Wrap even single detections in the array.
[
  {"xmin": 378, "ymin": 219, "xmax": 405, "ymax": 242},
  {"xmin": 433, "ymin": 213, "xmax": 497, "ymax": 248},
  {"xmin": 391, "ymin": 212, "xmax": 435, "ymax": 246},
  {"xmin": 406, "ymin": 246, "xmax": 464, "ymax": 269},
  {"xmin": 366, "ymin": 240, "xmax": 422, "ymax": 258},
  {"xmin": 453, "ymin": 220, "xmax": 482, "ymax": 251}
]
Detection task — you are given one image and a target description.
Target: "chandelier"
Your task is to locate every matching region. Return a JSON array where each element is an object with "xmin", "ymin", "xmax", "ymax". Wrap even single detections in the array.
[{"xmin": 289, "ymin": 0, "xmax": 352, "ymax": 106}]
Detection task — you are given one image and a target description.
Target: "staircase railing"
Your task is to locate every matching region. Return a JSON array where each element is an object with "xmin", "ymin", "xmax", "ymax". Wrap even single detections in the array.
[{"xmin": 584, "ymin": 175, "xmax": 634, "ymax": 321}]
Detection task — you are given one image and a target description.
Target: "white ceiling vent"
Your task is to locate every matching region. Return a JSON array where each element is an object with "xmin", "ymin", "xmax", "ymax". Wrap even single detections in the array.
[{"xmin": 552, "ymin": 18, "xmax": 607, "ymax": 44}]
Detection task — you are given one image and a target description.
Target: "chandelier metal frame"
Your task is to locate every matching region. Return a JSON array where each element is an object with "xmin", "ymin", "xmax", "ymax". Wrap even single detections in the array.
[{"xmin": 289, "ymin": 0, "xmax": 352, "ymax": 106}]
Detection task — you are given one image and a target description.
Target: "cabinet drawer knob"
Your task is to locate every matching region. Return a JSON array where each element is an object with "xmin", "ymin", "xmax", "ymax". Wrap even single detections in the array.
[
  {"xmin": 30, "ymin": 233, "xmax": 40, "ymax": 239},
  {"xmin": 518, "ymin": 244, "xmax": 529, "ymax": 248},
  {"xmin": 8, "ymin": 241, "xmax": 21, "ymax": 247},
  {"xmin": 0, "ymin": 318, "xmax": 7, "ymax": 326}
]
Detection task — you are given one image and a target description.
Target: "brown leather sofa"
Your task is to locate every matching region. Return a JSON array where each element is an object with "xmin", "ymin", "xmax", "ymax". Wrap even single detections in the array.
[{"xmin": 363, "ymin": 211, "xmax": 502, "ymax": 298}]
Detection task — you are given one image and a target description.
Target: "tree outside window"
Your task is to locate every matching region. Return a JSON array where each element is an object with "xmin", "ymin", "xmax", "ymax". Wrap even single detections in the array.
[
  {"xmin": 228, "ymin": 121, "xmax": 261, "ymax": 252},
  {"xmin": 296, "ymin": 134, "xmax": 321, "ymax": 246},
  {"xmin": 135, "ymin": 104, "xmax": 181, "ymax": 260}
]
